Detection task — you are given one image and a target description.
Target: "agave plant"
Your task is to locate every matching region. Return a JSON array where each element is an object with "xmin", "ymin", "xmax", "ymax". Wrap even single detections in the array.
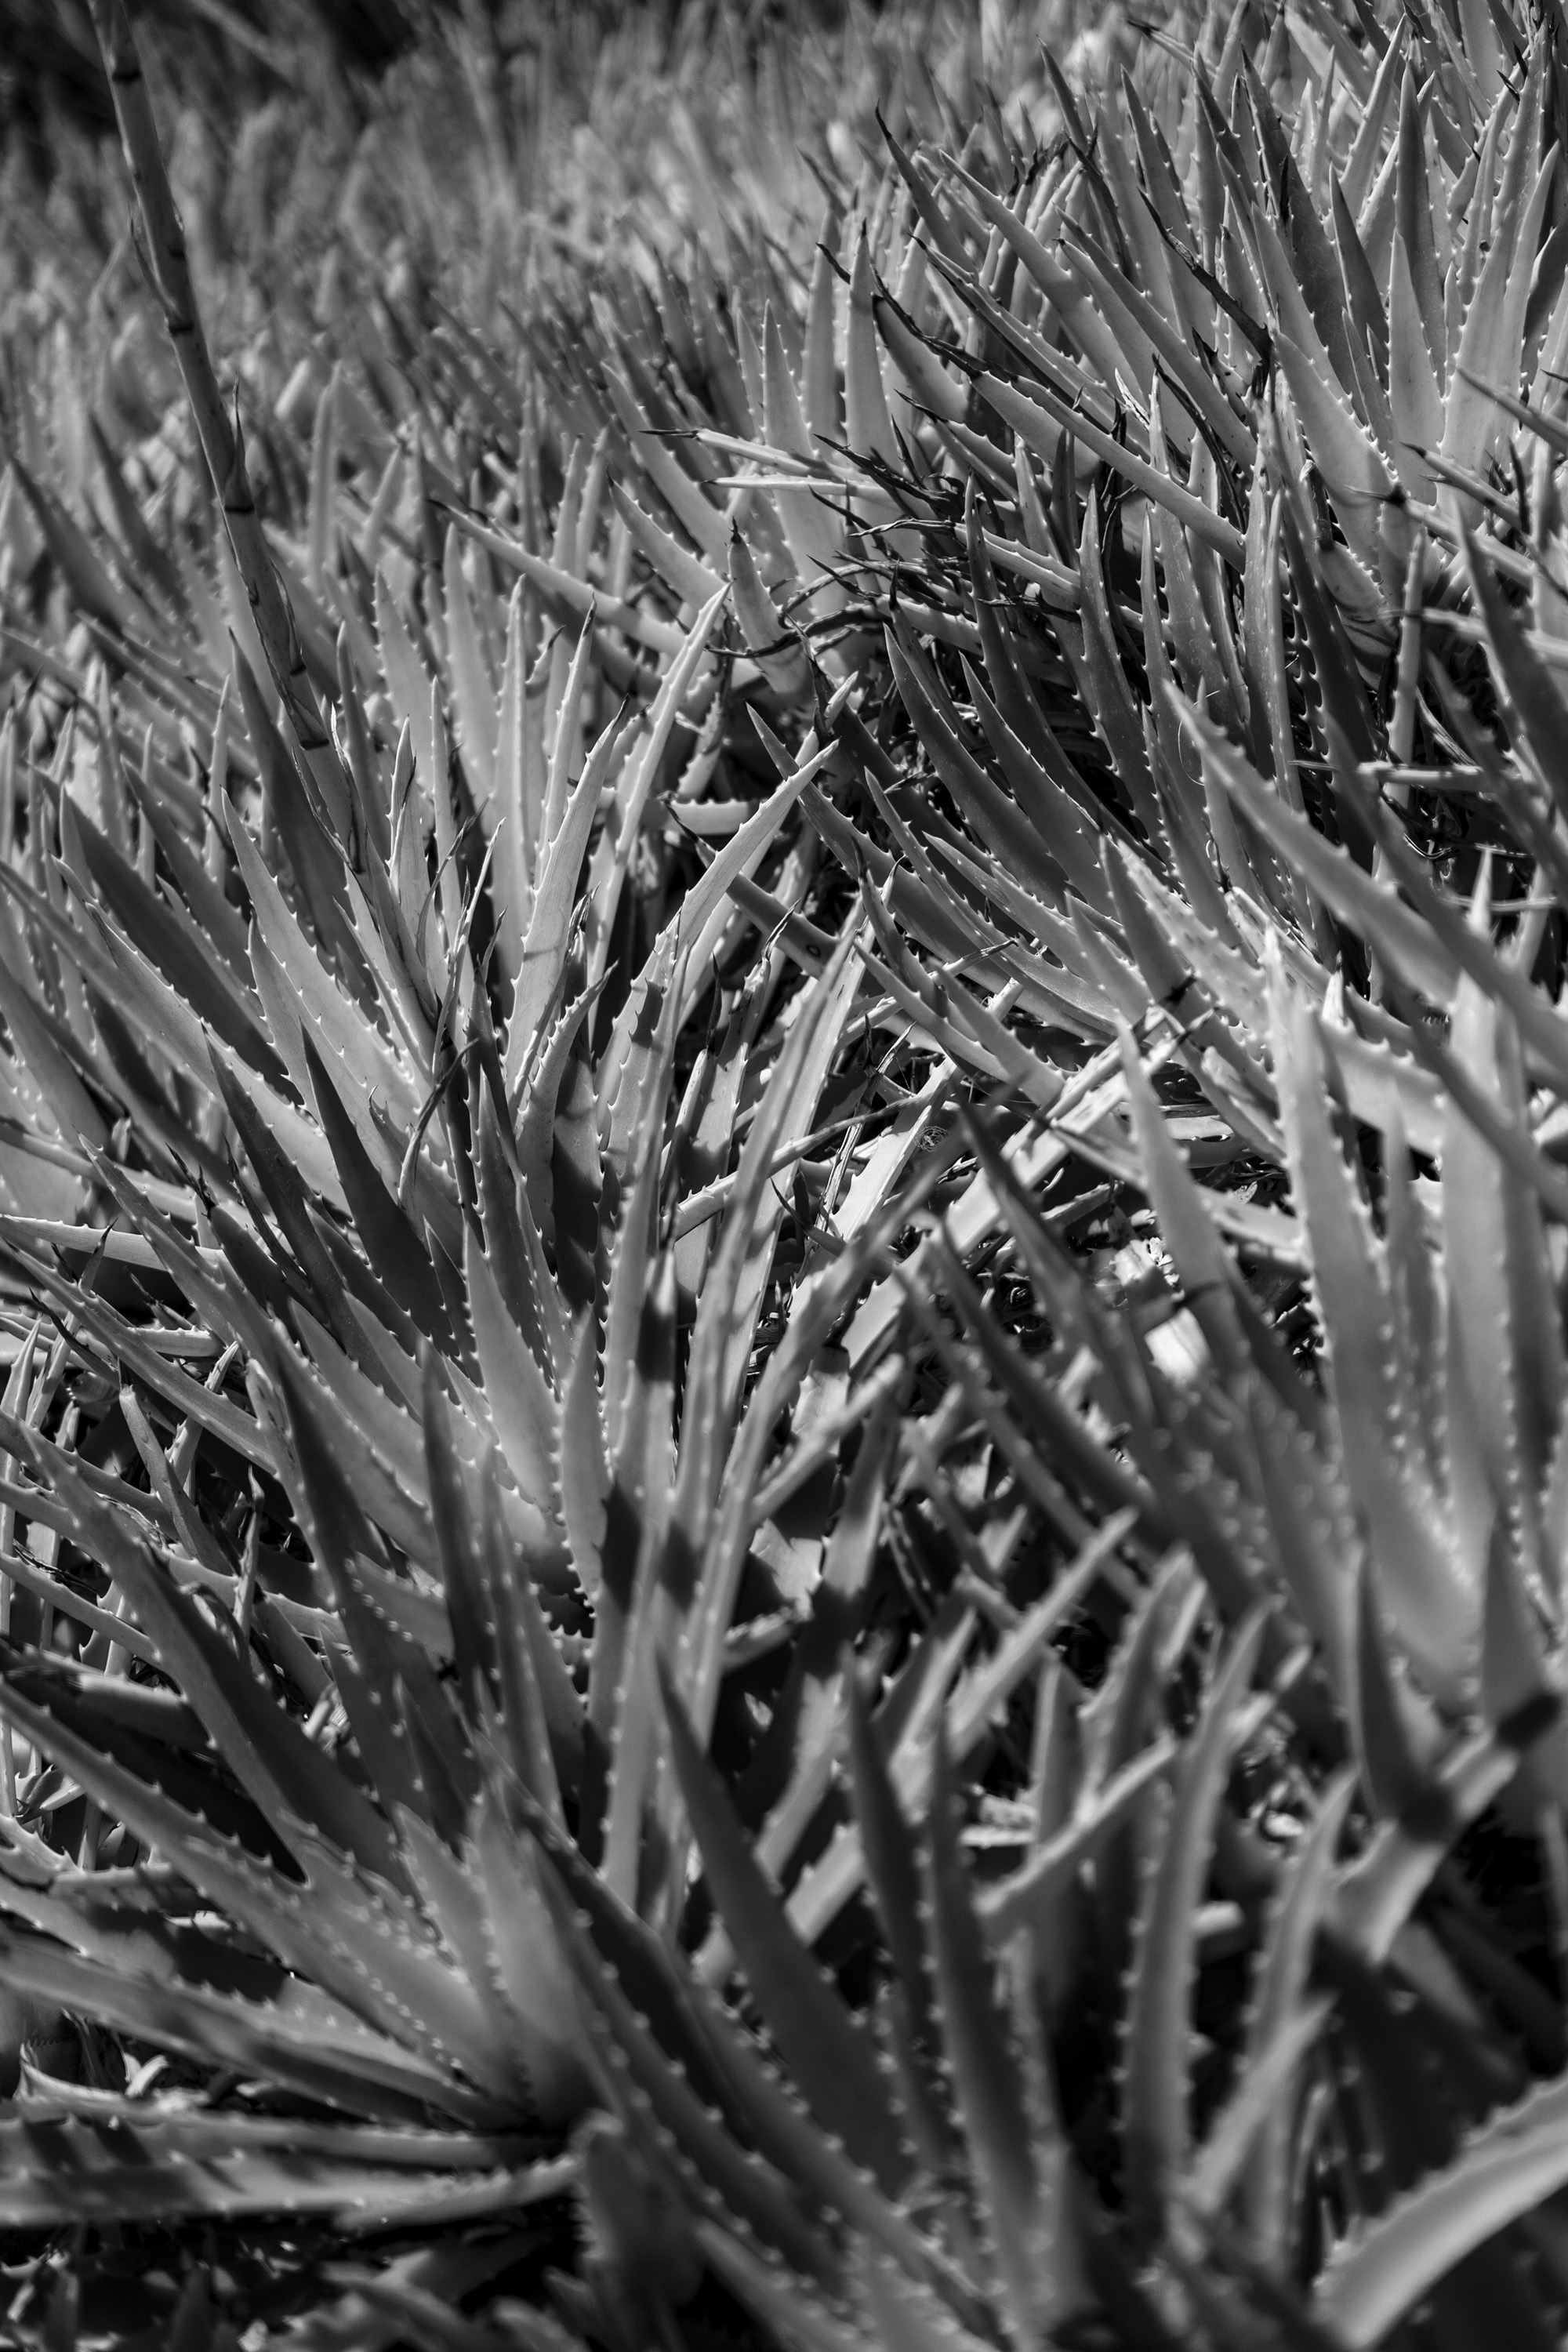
[{"xmin": 6, "ymin": 0, "xmax": 1568, "ymax": 2343}]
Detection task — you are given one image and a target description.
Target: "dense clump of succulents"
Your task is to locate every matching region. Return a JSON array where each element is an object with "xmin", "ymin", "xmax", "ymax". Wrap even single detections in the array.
[{"xmin": 5, "ymin": 0, "xmax": 1568, "ymax": 2343}]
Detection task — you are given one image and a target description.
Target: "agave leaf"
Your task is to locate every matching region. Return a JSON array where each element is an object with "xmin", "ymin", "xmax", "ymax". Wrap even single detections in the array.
[
  {"xmin": 1232, "ymin": 1769, "xmax": 1357, "ymax": 2256},
  {"xmin": 521, "ymin": 1806, "xmax": 734, "ymax": 2136},
  {"xmin": 1356, "ymin": 1526, "xmax": 1446, "ymax": 1818},
  {"xmin": 583, "ymin": 1234, "xmax": 673, "ymax": 1860},
  {"xmin": 472, "ymin": 1080, "xmax": 554, "ymax": 1379},
  {"xmin": 1186, "ymin": 706, "xmax": 1453, "ymax": 1003},
  {"xmin": 71, "ymin": 808, "xmax": 284, "ymax": 1083},
  {"xmin": 89, "ymin": 415, "xmax": 184, "ymax": 613},
  {"xmin": 856, "ymin": 931, "xmax": 1061, "ymax": 1115},
  {"xmin": 555, "ymin": 1316, "xmax": 608, "ymax": 1604},
  {"xmin": 1116, "ymin": 849, "xmax": 1268, "ymax": 1032},
  {"xmin": 1443, "ymin": 975, "xmax": 1564, "ymax": 1577},
  {"xmin": 543, "ymin": 604, "xmax": 599, "ymax": 858},
  {"xmin": 442, "ymin": 506, "xmax": 687, "ymax": 659},
  {"xmin": 931, "ymin": 1238, "xmax": 1159, "ymax": 1538},
  {"xmin": 0, "ymin": 1661, "xmax": 498, "ymax": 2084},
  {"xmin": 728, "ymin": 524, "xmax": 812, "ymax": 702},
  {"xmin": 1065, "ymin": 230, "xmax": 1255, "ymax": 470},
  {"xmin": 1081, "ymin": 1543, "xmax": 1189, "ymax": 1929},
  {"xmin": 130, "ymin": 781, "xmax": 250, "ymax": 989},
  {"xmin": 1462, "ymin": 524, "xmax": 1568, "ymax": 826},
  {"xmin": 1061, "ymin": 250, "xmax": 1168, "ymax": 447},
  {"xmin": 1365, "ymin": 797, "xmax": 1568, "ymax": 1088},
  {"xmin": 732, "ymin": 1390, "xmax": 895, "ymax": 1904},
  {"xmin": 1442, "ymin": 147, "xmax": 1555, "ymax": 499},
  {"xmin": 1313, "ymin": 2071, "xmax": 1568, "ymax": 2349},
  {"xmin": 880, "ymin": 114, "xmax": 971, "ymax": 271},
  {"xmin": 7, "ymin": 1251, "xmax": 275, "ymax": 1472},
  {"xmin": 4, "ymin": 1421, "xmax": 400, "ymax": 1882},
  {"xmin": 586, "ymin": 586, "xmax": 727, "ymax": 986},
  {"xmin": 659, "ymin": 1664, "xmax": 912, "ymax": 2196},
  {"xmin": 296, "ymin": 1807, "xmax": 529, "ymax": 2103},
  {"xmin": 1123, "ymin": 1606, "xmax": 1269, "ymax": 2240},
  {"xmin": 960, "ymin": 509, "xmax": 1117, "ymax": 905},
  {"xmin": 1457, "ymin": 0, "xmax": 1505, "ymax": 106},
  {"xmin": 1243, "ymin": 60, "xmax": 1362, "ymax": 397},
  {"xmin": 938, "ymin": 163, "xmax": 1123, "ymax": 394},
  {"xmin": 467, "ymin": 1795, "xmax": 592, "ymax": 2124},
  {"xmin": 0, "ymin": 928, "xmax": 109, "ymax": 1152},
  {"xmin": 609, "ymin": 478, "xmax": 725, "ymax": 608},
  {"xmin": 0, "ymin": 2110, "xmax": 551, "ymax": 2229},
  {"xmin": 465, "ymin": 1225, "xmax": 560, "ymax": 1543},
  {"xmin": 980, "ymin": 369, "xmax": 1246, "ymax": 567},
  {"xmin": 597, "ymin": 1256, "xmax": 678, "ymax": 1905},
  {"xmin": 851, "ymin": 2242, "xmax": 997, "ymax": 2352},
  {"xmin": 845, "ymin": 226, "xmax": 900, "ymax": 475},
  {"xmin": 503, "ymin": 708, "xmax": 626, "ymax": 1095},
  {"xmin": 272, "ymin": 1351, "xmax": 452, "ymax": 1781},
  {"xmin": 1334, "ymin": 1715, "xmax": 1533, "ymax": 1965},
  {"xmin": 1246, "ymin": 1379, "xmax": 1355, "ymax": 1700},
  {"xmin": 1269, "ymin": 331, "xmax": 1392, "ymax": 572},
  {"xmin": 1331, "ymin": 172, "xmax": 1388, "ymax": 367},
  {"xmin": 686, "ymin": 1963, "xmax": 977, "ymax": 2314},
  {"xmin": 224, "ymin": 789, "xmax": 417, "ymax": 1123},
  {"xmin": 532, "ymin": 1849, "xmax": 836, "ymax": 2286},
  {"xmin": 670, "ymin": 926, "xmax": 864, "ymax": 1760},
  {"xmin": 306, "ymin": 1045, "xmax": 456, "ymax": 1356},
  {"xmin": 1338, "ymin": 20, "xmax": 1405, "ymax": 212},
  {"xmin": 212, "ymin": 1021, "xmax": 347, "ymax": 1210},
  {"xmin": 1146, "ymin": 415, "xmax": 1231, "ymax": 724},
  {"xmin": 0, "ymin": 1622, "xmax": 280, "ymax": 1846},
  {"xmin": 804, "ymin": 780, "xmax": 993, "ymax": 982},
  {"xmin": 516, "ymin": 985, "xmax": 597, "ymax": 1255},
  {"xmin": 844, "ymin": 1667, "xmax": 950, "ymax": 2172},
  {"xmin": 35, "ymin": 832, "xmax": 220, "ymax": 1102},
  {"xmin": 1387, "ymin": 230, "xmax": 1443, "ymax": 500},
  {"xmin": 874, "ymin": 290, "xmax": 968, "ymax": 424},
  {"xmin": 786, "ymin": 1515, "xmax": 1138, "ymax": 1957},
  {"xmin": 601, "ymin": 361, "xmax": 730, "ymax": 564},
  {"xmin": 689, "ymin": 252, "xmax": 755, "ymax": 441},
  {"xmin": 674, "ymin": 740, "xmax": 833, "ymax": 964},
  {"xmin": 925, "ymin": 1723, "xmax": 1077, "ymax": 2338},
  {"xmin": 697, "ymin": 2221, "xmax": 867, "ymax": 2352},
  {"xmin": 1185, "ymin": 1995, "xmax": 1334, "ymax": 2238},
  {"xmin": 1120, "ymin": 1029, "xmax": 1250, "ymax": 1386},
  {"xmin": 1247, "ymin": 486, "xmax": 1327, "ymax": 937},
  {"xmin": 440, "ymin": 528, "xmax": 496, "ymax": 807},
  {"xmin": 770, "ymin": 1591, "xmax": 972, "ymax": 1958},
  {"xmin": 1269, "ymin": 495, "xmax": 1380, "ymax": 855},
  {"xmin": 289, "ymin": 1270, "xmax": 420, "ymax": 1457},
  {"xmin": 10, "ymin": 462, "xmax": 142, "ymax": 636},
  {"xmin": 486, "ymin": 592, "xmax": 537, "ymax": 986},
  {"xmin": 763, "ymin": 304, "xmax": 847, "ymax": 591},
  {"xmin": 228, "ymin": 641, "xmax": 356, "ymax": 954},
  {"xmin": 1269, "ymin": 962, "xmax": 1477, "ymax": 1693},
  {"xmin": 423, "ymin": 1359, "xmax": 499, "ymax": 1711},
  {"xmin": 1480, "ymin": 1510, "xmax": 1563, "ymax": 1780},
  {"xmin": 887, "ymin": 626, "xmax": 1065, "ymax": 903},
  {"xmin": 394, "ymin": 1811, "xmax": 535, "ymax": 2085},
  {"xmin": 478, "ymin": 1450, "xmax": 580, "ymax": 1810},
  {"xmin": 1068, "ymin": 490, "xmax": 1158, "ymax": 834},
  {"xmin": 600, "ymin": 971, "xmax": 679, "ymax": 1430},
  {"xmin": 0, "ymin": 1924, "xmax": 488, "ymax": 2126}
]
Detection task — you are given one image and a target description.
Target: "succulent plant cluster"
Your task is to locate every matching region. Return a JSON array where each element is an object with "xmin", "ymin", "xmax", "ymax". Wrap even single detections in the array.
[{"xmin": 5, "ymin": 0, "xmax": 1568, "ymax": 2343}]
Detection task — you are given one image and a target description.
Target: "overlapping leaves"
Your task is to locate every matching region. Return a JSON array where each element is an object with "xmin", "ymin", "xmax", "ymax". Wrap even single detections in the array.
[{"xmin": 8, "ymin": 0, "xmax": 1568, "ymax": 2344}]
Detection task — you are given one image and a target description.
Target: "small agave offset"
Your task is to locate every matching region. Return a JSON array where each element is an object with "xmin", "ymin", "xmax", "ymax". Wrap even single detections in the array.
[{"xmin": 6, "ymin": 0, "xmax": 1568, "ymax": 2341}]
